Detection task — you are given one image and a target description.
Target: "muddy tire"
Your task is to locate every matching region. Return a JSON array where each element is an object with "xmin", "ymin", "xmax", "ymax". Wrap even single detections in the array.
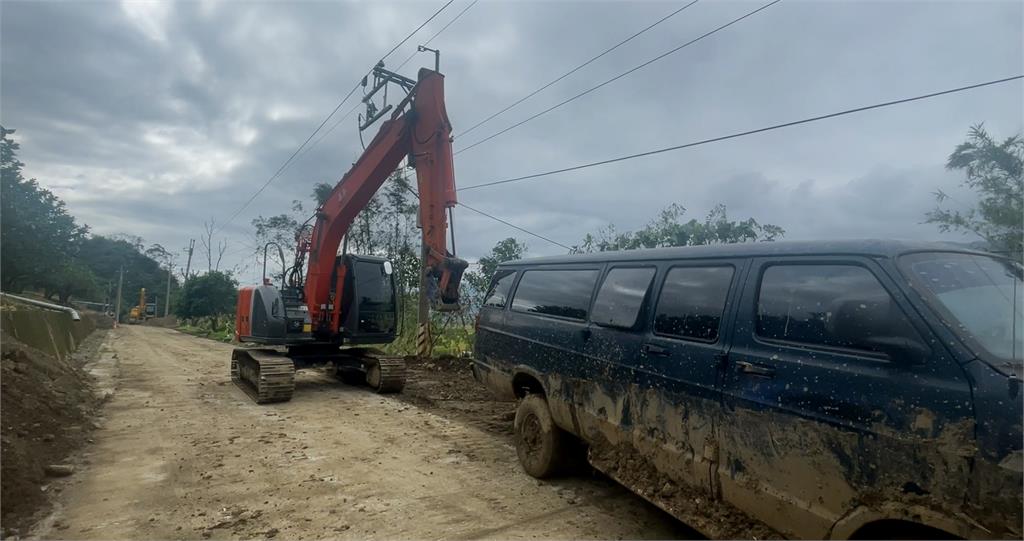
[{"xmin": 514, "ymin": 394, "xmax": 568, "ymax": 479}]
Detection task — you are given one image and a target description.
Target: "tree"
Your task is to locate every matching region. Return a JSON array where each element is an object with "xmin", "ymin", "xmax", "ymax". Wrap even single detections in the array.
[
  {"xmin": 464, "ymin": 237, "xmax": 527, "ymax": 307},
  {"xmin": 46, "ymin": 263, "xmax": 100, "ymax": 304},
  {"xmin": 572, "ymin": 203, "xmax": 784, "ymax": 253},
  {"xmin": 1, "ymin": 127, "xmax": 88, "ymax": 291},
  {"xmin": 174, "ymin": 271, "xmax": 238, "ymax": 327},
  {"xmin": 927, "ymin": 124, "xmax": 1023, "ymax": 257},
  {"xmin": 200, "ymin": 219, "xmax": 228, "ymax": 272},
  {"xmin": 251, "ymin": 210, "xmax": 301, "ymax": 283},
  {"xmin": 312, "ymin": 182, "xmax": 333, "ymax": 207},
  {"xmin": 76, "ymin": 235, "xmax": 180, "ymax": 316}
]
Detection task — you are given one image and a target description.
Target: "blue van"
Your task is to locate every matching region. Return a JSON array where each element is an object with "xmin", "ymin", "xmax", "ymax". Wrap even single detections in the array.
[{"xmin": 472, "ymin": 240, "xmax": 1022, "ymax": 539}]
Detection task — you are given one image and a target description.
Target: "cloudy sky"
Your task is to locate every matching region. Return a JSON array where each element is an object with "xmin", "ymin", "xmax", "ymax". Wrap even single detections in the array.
[{"xmin": 2, "ymin": 0, "xmax": 1021, "ymax": 281}]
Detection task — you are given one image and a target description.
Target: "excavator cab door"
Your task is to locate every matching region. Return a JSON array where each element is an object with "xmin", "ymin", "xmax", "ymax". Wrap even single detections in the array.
[{"xmin": 341, "ymin": 254, "xmax": 398, "ymax": 344}]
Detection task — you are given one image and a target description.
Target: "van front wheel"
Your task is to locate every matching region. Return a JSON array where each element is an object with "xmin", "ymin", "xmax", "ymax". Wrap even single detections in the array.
[{"xmin": 514, "ymin": 394, "xmax": 567, "ymax": 478}]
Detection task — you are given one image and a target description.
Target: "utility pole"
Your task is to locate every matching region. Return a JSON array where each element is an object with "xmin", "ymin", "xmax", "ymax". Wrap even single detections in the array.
[
  {"xmin": 164, "ymin": 262, "xmax": 173, "ymax": 317},
  {"xmin": 183, "ymin": 239, "xmax": 195, "ymax": 282},
  {"xmin": 115, "ymin": 265, "xmax": 124, "ymax": 326},
  {"xmin": 416, "ymin": 244, "xmax": 432, "ymax": 359}
]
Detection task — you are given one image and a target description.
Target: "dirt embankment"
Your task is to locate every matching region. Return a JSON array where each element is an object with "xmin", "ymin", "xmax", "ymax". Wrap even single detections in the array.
[{"xmin": 1, "ymin": 322, "xmax": 108, "ymax": 535}]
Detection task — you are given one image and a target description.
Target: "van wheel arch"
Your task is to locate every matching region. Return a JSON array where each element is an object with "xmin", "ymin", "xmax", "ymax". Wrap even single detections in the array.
[
  {"xmin": 512, "ymin": 371, "xmax": 545, "ymax": 398},
  {"xmin": 848, "ymin": 519, "xmax": 960, "ymax": 540}
]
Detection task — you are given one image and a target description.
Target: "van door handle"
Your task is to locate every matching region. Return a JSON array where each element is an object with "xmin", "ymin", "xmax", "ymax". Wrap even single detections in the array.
[
  {"xmin": 642, "ymin": 344, "xmax": 669, "ymax": 357},
  {"xmin": 736, "ymin": 361, "xmax": 775, "ymax": 378}
]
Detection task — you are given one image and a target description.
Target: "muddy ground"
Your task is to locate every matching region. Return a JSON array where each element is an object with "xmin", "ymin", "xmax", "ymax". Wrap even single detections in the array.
[{"xmin": 17, "ymin": 326, "xmax": 699, "ymax": 540}]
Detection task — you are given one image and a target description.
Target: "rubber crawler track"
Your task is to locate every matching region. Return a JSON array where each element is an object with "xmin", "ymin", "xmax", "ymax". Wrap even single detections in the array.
[
  {"xmin": 231, "ymin": 349, "xmax": 295, "ymax": 404},
  {"xmin": 366, "ymin": 356, "xmax": 406, "ymax": 393}
]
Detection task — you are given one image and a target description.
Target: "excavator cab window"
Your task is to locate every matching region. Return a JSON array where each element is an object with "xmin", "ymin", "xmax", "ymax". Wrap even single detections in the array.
[{"xmin": 349, "ymin": 259, "xmax": 397, "ymax": 338}]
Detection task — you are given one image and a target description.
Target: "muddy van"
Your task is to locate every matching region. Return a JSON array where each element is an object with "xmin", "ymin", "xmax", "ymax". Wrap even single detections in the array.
[{"xmin": 472, "ymin": 240, "xmax": 1023, "ymax": 539}]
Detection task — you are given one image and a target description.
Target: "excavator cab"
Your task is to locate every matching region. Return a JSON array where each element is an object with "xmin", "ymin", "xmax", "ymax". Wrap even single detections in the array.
[{"xmin": 338, "ymin": 254, "xmax": 397, "ymax": 344}]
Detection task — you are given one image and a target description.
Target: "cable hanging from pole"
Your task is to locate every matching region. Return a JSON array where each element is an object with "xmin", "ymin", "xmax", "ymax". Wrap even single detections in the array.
[
  {"xmin": 456, "ymin": 202, "xmax": 572, "ymax": 250},
  {"xmin": 458, "ymin": 74, "xmax": 1023, "ymax": 192}
]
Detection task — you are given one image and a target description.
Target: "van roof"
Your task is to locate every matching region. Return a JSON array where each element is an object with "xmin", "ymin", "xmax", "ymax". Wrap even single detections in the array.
[{"xmin": 499, "ymin": 239, "xmax": 994, "ymax": 267}]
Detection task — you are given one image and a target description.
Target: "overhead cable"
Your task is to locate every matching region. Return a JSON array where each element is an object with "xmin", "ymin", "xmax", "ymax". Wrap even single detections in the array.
[
  {"xmin": 457, "ymin": 0, "xmax": 700, "ymax": 139},
  {"xmin": 454, "ymin": 0, "xmax": 782, "ymax": 155},
  {"xmin": 459, "ymin": 75, "xmax": 1024, "ymax": 191},
  {"xmin": 301, "ymin": 0, "xmax": 480, "ymax": 160},
  {"xmin": 215, "ymin": 0, "xmax": 456, "ymax": 233},
  {"xmin": 456, "ymin": 202, "xmax": 572, "ymax": 250}
]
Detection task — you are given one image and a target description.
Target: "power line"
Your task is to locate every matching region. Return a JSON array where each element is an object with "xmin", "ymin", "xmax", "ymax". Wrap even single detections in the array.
[
  {"xmin": 457, "ymin": 202, "xmax": 572, "ymax": 250},
  {"xmin": 379, "ymin": 0, "xmax": 456, "ymax": 65},
  {"xmin": 454, "ymin": 0, "xmax": 781, "ymax": 156},
  {"xmin": 217, "ymin": 82, "xmax": 363, "ymax": 232},
  {"xmin": 300, "ymin": 0, "xmax": 479, "ymax": 162},
  {"xmin": 459, "ymin": 75, "xmax": 1023, "ymax": 192},
  {"xmin": 457, "ymin": 0, "xmax": 699, "ymax": 139},
  {"xmin": 395, "ymin": 0, "xmax": 480, "ymax": 72},
  {"xmin": 346, "ymin": 174, "xmax": 570, "ymax": 251},
  {"xmin": 214, "ymin": 0, "xmax": 456, "ymax": 234}
]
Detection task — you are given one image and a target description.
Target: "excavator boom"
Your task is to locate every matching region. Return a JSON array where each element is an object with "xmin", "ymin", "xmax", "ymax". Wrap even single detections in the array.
[
  {"xmin": 304, "ymin": 67, "xmax": 467, "ymax": 335},
  {"xmin": 231, "ymin": 64, "xmax": 467, "ymax": 404}
]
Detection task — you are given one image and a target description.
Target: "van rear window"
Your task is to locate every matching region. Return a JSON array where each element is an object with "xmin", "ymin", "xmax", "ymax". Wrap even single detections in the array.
[{"xmin": 511, "ymin": 269, "xmax": 598, "ymax": 321}]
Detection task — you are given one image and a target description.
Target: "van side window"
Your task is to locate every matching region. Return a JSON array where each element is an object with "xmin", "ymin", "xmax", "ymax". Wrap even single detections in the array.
[
  {"xmin": 654, "ymin": 266, "xmax": 734, "ymax": 342},
  {"xmin": 483, "ymin": 271, "xmax": 516, "ymax": 308},
  {"xmin": 591, "ymin": 267, "xmax": 656, "ymax": 329},
  {"xmin": 757, "ymin": 264, "xmax": 921, "ymax": 356},
  {"xmin": 511, "ymin": 269, "xmax": 599, "ymax": 320}
]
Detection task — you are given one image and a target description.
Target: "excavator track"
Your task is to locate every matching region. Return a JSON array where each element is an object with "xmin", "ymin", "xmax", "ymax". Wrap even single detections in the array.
[
  {"xmin": 231, "ymin": 348, "xmax": 295, "ymax": 404},
  {"xmin": 365, "ymin": 356, "xmax": 406, "ymax": 393}
]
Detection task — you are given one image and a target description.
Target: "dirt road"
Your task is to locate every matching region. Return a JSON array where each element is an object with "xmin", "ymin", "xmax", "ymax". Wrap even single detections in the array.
[{"xmin": 32, "ymin": 325, "xmax": 694, "ymax": 540}]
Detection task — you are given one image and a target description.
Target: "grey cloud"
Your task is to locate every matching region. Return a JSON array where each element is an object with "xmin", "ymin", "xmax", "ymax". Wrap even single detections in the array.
[{"xmin": 1, "ymin": 0, "xmax": 1021, "ymax": 276}]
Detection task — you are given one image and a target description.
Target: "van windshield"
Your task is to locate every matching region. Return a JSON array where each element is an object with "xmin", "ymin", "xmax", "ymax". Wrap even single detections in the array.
[{"xmin": 900, "ymin": 252, "xmax": 1023, "ymax": 365}]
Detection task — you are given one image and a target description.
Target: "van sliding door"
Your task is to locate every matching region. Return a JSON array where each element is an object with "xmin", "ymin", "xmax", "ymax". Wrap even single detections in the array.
[
  {"xmin": 580, "ymin": 265, "xmax": 658, "ymax": 446},
  {"xmin": 632, "ymin": 259, "xmax": 745, "ymax": 491}
]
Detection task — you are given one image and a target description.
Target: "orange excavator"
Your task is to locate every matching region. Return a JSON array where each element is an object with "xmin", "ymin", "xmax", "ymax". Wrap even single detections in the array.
[{"xmin": 232, "ymin": 62, "xmax": 467, "ymax": 404}]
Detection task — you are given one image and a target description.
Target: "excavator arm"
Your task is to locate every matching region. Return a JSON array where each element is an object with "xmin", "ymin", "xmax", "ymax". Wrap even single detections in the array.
[{"xmin": 303, "ymin": 67, "xmax": 467, "ymax": 334}]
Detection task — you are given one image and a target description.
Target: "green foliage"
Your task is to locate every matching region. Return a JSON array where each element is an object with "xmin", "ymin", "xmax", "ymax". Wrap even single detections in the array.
[
  {"xmin": 1, "ymin": 127, "xmax": 88, "ymax": 292},
  {"xmin": 178, "ymin": 316, "xmax": 236, "ymax": 342},
  {"xmin": 44, "ymin": 263, "xmax": 101, "ymax": 304},
  {"xmin": 77, "ymin": 235, "xmax": 179, "ymax": 315},
  {"xmin": 1, "ymin": 128, "xmax": 176, "ymax": 311},
  {"xmin": 174, "ymin": 271, "xmax": 238, "ymax": 322},
  {"xmin": 927, "ymin": 124, "xmax": 1023, "ymax": 257},
  {"xmin": 464, "ymin": 237, "xmax": 527, "ymax": 308},
  {"xmin": 572, "ymin": 203, "xmax": 785, "ymax": 253},
  {"xmin": 251, "ymin": 212, "xmax": 301, "ymax": 282},
  {"xmin": 381, "ymin": 291, "xmax": 474, "ymax": 357},
  {"xmin": 312, "ymin": 182, "xmax": 333, "ymax": 207}
]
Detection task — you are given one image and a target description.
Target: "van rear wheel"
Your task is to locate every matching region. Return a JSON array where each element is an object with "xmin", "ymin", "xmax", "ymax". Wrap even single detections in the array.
[{"xmin": 514, "ymin": 394, "xmax": 568, "ymax": 478}]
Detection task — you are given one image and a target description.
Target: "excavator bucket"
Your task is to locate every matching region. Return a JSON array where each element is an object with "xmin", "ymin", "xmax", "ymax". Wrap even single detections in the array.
[{"xmin": 431, "ymin": 256, "xmax": 468, "ymax": 312}]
